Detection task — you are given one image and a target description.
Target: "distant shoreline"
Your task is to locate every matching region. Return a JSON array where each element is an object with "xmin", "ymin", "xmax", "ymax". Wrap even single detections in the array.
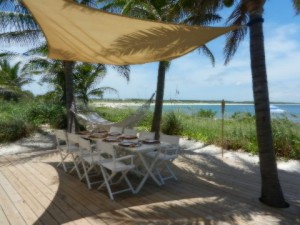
[{"xmin": 91, "ymin": 101, "xmax": 300, "ymax": 108}]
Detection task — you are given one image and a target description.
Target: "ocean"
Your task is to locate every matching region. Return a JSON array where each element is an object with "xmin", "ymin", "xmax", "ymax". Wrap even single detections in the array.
[{"xmin": 149, "ymin": 104, "xmax": 300, "ymax": 122}]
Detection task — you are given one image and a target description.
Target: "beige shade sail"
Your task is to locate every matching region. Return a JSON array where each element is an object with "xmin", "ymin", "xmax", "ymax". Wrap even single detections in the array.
[{"xmin": 23, "ymin": 0, "xmax": 239, "ymax": 65}]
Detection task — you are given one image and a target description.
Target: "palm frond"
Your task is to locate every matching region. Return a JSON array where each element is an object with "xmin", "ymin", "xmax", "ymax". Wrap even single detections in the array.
[
  {"xmin": 110, "ymin": 65, "xmax": 130, "ymax": 82},
  {"xmin": 224, "ymin": 3, "xmax": 248, "ymax": 65},
  {"xmin": 74, "ymin": 0, "xmax": 100, "ymax": 8},
  {"xmin": 23, "ymin": 44, "xmax": 48, "ymax": 56},
  {"xmin": 0, "ymin": 50, "xmax": 19, "ymax": 60},
  {"xmin": 92, "ymin": 87, "xmax": 118, "ymax": 96},
  {"xmin": 98, "ymin": 0, "xmax": 126, "ymax": 13},
  {"xmin": 87, "ymin": 89, "xmax": 104, "ymax": 97},
  {"xmin": 0, "ymin": 29, "xmax": 44, "ymax": 46},
  {"xmin": 0, "ymin": 0, "xmax": 29, "ymax": 13},
  {"xmin": 198, "ymin": 45, "xmax": 215, "ymax": 66},
  {"xmin": 0, "ymin": 59, "xmax": 33, "ymax": 89},
  {"xmin": 183, "ymin": 13, "xmax": 222, "ymax": 25},
  {"xmin": 162, "ymin": 60, "xmax": 171, "ymax": 72},
  {"xmin": 0, "ymin": 11, "xmax": 39, "ymax": 32},
  {"xmin": 293, "ymin": 0, "xmax": 300, "ymax": 14}
]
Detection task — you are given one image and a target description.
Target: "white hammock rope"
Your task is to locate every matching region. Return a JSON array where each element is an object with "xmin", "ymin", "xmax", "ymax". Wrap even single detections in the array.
[{"xmin": 73, "ymin": 93, "xmax": 155, "ymax": 131}]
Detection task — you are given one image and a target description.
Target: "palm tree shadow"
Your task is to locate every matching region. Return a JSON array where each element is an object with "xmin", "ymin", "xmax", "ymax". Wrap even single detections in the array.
[
  {"xmin": 102, "ymin": 26, "xmax": 202, "ymax": 58},
  {"xmin": 52, "ymin": 1, "xmax": 235, "ymax": 64}
]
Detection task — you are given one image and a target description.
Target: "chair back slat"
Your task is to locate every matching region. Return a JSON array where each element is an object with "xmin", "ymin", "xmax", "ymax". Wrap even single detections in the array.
[
  {"xmin": 78, "ymin": 136, "xmax": 94, "ymax": 160},
  {"xmin": 78, "ymin": 137, "xmax": 91, "ymax": 150},
  {"xmin": 96, "ymin": 141, "xmax": 115, "ymax": 156},
  {"xmin": 109, "ymin": 126, "xmax": 123, "ymax": 134},
  {"xmin": 123, "ymin": 128, "xmax": 137, "ymax": 136},
  {"xmin": 55, "ymin": 130, "xmax": 67, "ymax": 148},
  {"xmin": 96, "ymin": 140, "xmax": 117, "ymax": 167},
  {"xmin": 55, "ymin": 130, "xmax": 67, "ymax": 140},
  {"xmin": 138, "ymin": 131, "xmax": 155, "ymax": 140},
  {"xmin": 67, "ymin": 133, "xmax": 79, "ymax": 144},
  {"xmin": 160, "ymin": 134, "xmax": 180, "ymax": 145}
]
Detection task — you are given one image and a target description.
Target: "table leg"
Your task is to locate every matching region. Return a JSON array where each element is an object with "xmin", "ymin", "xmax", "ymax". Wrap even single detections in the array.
[{"xmin": 134, "ymin": 151, "xmax": 162, "ymax": 193}]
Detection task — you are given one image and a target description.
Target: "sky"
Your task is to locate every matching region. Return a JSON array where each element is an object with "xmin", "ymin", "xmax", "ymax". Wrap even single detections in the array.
[{"xmin": 21, "ymin": 1, "xmax": 300, "ymax": 103}]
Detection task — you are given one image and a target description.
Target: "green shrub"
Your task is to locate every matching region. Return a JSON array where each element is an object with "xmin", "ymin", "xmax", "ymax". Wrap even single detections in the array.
[
  {"xmin": 161, "ymin": 111, "xmax": 183, "ymax": 135},
  {"xmin": 25, "ymin": 103, "xmax": 66, "ymax": 128},
  {"xmin": 231, "ymin": 112, "xmax": 254, "ymax": 121},
  {"xmin": 94, "ymin": 106, "xmax": 134, "ymax": 122},
  {"xmin": 0, "ymin": 119, "xmax": 34, "ymax": 142},
  {"xmin": 196, "ymin": 109, "xmax": 217, "ymax": 118},
  {"xmin": 271, "ymin": 119, "xmax": 300, "ymax": 159},
  {"xmin": 0, "ymin": 100, "xmax": 67, "ymax": 142}
]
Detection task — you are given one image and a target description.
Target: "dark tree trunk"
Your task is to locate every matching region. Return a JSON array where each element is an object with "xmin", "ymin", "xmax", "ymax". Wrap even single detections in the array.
[
  {"xmin": 63, "ymin": 60, "xmax": 76, "ymax": 133},
  {"xmin": 151, "ymin": 61, "xmax": 166, "ymax": 140},
  {"xmin": 248, "ymin": 13, "xmax": 289, "ymax": 208}
]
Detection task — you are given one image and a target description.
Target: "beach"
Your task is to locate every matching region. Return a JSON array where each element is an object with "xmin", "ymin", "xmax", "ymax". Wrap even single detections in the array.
[{"xmin": 91, "ymin": 101, "xmax": 300, "ymax": 120}]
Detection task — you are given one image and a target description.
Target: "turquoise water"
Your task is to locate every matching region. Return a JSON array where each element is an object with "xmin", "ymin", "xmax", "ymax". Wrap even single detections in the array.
[{"xmin": 149, "ymin": 104, "xmax": 300, "ymax": 122}]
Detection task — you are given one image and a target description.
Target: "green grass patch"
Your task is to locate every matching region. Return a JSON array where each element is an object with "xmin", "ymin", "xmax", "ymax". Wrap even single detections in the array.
[
  {"xmin": 94, "ymin": 106, "xmax": 300, "ymax": 159},
  {"xmin": 0, "ymin": 100, "xmax": 67, "ymax": 143},
  {"xmin": 1, "ymin": 101, "xmax": 299, "ymax": 160}
]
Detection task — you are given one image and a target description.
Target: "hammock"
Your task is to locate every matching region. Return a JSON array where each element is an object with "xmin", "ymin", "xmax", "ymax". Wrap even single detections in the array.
[{"xmin": 74, "ymin": 93, "xmax": 155, "ymax": 131}]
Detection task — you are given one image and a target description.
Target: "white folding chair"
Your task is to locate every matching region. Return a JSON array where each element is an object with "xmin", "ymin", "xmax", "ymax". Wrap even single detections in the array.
[
  {"xmin": 78, "ymin": 137, "xmax": 103, "ymax": 189},
  {"xmin": 96, "ymin": 140, "xmax": 135, "ymax": 200},
  {"xmin": 66, "ymin": 133, "xmax": 83, "ymax": 179},
  {"xmin": 138, "ymin": 131, "xmax": 155, "ymax": 140},
  {"xmin": 123, "ymin": 128, "xmax": 138, "ymax": 136},
  {"xmin": 55, "ymin": 130, "xmax": 69, "ymax": 172},
  {"xmin": 145, "ymin": 134, "xmax": 180, "ymax": 184},
  {"xmin": 109, "ymin": 126, "xmax": 123, "ymax": 134}
]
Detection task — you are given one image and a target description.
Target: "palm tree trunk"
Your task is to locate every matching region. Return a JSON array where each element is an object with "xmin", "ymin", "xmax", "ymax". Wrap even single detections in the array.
[
  {"xmin": 248, "ymin": 13, "xmax": 288, "ymax": 208},
  {"xmin": 63, "ymin": 60, "xmax": 75, "ymax": 133},
  {"xmin": 151, "ymin": 61, "xmax": 166, "ymax": 140}
]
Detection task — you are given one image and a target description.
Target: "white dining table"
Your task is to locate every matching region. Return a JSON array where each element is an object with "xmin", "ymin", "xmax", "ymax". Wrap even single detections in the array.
[{"xmin": 114, "ymin": 141, "xmax": 170, "ymax": 193}]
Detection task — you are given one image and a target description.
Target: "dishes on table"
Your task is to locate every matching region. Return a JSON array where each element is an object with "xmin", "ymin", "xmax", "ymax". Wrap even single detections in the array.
[
  {"xmin": 77, "ymin": 131, "xmax": 90, "ymax": 135},
  {"xmin": 142, "ymin": 139, "xmax": 160, "ymax": 144},
  {"xmin": 119, "ymin": 140, "xmax": 141, "ymax": 147},
  {"xmin": 103, "ymin": 136, "xmax": 120, "ymax": 142},
  {"xmin": 89, "ymin": 132, "xmax": 107, "ymax": 138},
  {"xmin": 92, "ymin": 129, "xmax": 107, "ymax": 133},
  {"xmin": 118, "ymin": 141, "xmax": 132, "ymax": 147},
  {"xmin": 108, "ymin": 132, "xmax": 121, "ymax": 136},
  {"xmin": 120, "ymin": 135, "xmax": 137, "ymax": 139}
]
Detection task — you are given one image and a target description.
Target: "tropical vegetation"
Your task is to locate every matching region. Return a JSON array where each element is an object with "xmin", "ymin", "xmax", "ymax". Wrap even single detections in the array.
[
  {"xmin": 0, "ymin": 59, "xmax": 33, "ymax": 101},
  {"xmin": 1, "ymin": 0, "xmax": 299, "ymax": 209}
]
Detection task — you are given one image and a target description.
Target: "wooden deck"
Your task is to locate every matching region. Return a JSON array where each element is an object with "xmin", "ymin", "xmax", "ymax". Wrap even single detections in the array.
[{"xmin": 0, "ymin": 148, "xmax": 299, "ymax": 225}]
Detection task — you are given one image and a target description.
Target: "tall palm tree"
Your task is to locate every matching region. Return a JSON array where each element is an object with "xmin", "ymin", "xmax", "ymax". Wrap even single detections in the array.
[
  {"xmin": 100, "ymin": 0, "xmax": 218, "ymax": 139},
  {"xmin": 1, "ymin": 1, "xmax": 80, "ymax": 132},
  {"xmin": 192, "ymin": 0, "xmax": 299, "ymax": 208},
  {"xmin": 224, "ymin": 0, "xmax": 300, "ymax": 208}
]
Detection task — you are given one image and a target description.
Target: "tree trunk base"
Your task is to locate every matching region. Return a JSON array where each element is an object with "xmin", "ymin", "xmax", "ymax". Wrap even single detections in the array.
[{"xmin": 259, "ymin": 197, "xmax": 290, "ymax": 208}]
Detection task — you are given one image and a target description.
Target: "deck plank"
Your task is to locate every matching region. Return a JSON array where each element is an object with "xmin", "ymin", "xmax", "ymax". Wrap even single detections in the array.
[
  {"xmin": 0, "ymin": 205, "xmax": 11, "ymax": 225},
  {"xmin": 4, "ymin": 164, "xmax": 60, "ymax": 225},
  {"xmin": 16, "ymin": 162, "xmax": 92, "ymax": 225},
  {"xmin": 0, "ymin": 172, "xmax": 27, "ymax": 225}
]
